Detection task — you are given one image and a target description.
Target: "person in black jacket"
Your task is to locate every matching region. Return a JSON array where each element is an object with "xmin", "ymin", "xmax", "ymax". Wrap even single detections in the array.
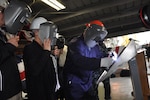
[
  {"xmin": 0, "ymin": 30, "xmax": 22, "ymax": 100},
  {"xmin": 23, "ymin": 17, "xmax": 57, "ymax": 100},
  {"xmin": 0, "ymin": 0, "xmax": 31, "ymax": 100}
]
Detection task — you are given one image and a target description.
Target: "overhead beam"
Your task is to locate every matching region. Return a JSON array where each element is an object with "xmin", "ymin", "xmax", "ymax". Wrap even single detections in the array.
[
  {"xmin": 52, "ymin": 0, "xmax": 136, "ymax": 22},
  {"xmin": 107, "ymin": 27, "xmax": 149, "ymax": 38},
  {"xmin": 61, "ymin": 20, "xmax": 147, "ymax": 39},
  {"xmin": 58, "ymin": 8, "xmax": 139, "ymax": 32},
  {"xmin": 105, "ymin": 16, "xmax": 141, "ymax": 29}
]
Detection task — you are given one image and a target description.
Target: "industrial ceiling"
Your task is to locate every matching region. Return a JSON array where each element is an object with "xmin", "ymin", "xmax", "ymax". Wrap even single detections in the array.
[
  {"xmin": 13, "ymin": 0, "xmax": 150, "ymax": 54},
  {"xmin": 20, "ymin": 0, "xmax": 150, "ymax": 41}
]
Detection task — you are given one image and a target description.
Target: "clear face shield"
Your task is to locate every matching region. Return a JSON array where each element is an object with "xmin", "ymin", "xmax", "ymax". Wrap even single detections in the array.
[
  {"xmin": 38, "ymin": 21, "xmax": 59, "ymax": 46},
  {"xmin": 84, "ymin": 24, "xmax": 108, "ymax": 48},
  {"xmin": 4, "ymin": 0, "xmax": 32, "ymax": 35}
]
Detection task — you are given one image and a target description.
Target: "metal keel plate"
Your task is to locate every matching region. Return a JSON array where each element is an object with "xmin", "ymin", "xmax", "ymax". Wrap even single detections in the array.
[{"xmin": 97, "ymin": 40, "xmax": 137, "ymax": 83}]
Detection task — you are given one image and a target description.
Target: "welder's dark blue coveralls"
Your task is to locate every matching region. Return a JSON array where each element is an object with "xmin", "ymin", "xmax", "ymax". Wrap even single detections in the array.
[{"xmin": 63, "ymin": 35, "xmax": 107, "ymax": 100}]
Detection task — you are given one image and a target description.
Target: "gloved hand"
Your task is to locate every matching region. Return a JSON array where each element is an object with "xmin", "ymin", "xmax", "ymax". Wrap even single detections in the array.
[
  {"xmin": 100, "ymin": 51, "xmax": 118, "ymax": 68},
  {"xmin": 108, "ymin": 51, "xmax": 118, "ymax": 61}
]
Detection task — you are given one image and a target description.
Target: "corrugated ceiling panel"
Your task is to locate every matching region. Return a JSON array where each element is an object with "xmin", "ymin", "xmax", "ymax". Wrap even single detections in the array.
[
  {"xmin": 89, "ymin": 12, "xmax": 97, "ymax": 18},
  {"xmin": 82, "ymin": 0, "xmax": 91, "ymax": 5}
]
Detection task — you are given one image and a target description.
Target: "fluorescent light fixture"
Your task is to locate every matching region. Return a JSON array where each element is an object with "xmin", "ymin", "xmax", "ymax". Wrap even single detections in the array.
[{"xmin": 41, "ymin": 0, "xmax": 66, "ymax": 11}]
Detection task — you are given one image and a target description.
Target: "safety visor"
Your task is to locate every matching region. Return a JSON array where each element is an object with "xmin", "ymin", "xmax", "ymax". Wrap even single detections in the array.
[{"xmin": 87, "ymin": 24, "xmax": 108, "ymax": 42}]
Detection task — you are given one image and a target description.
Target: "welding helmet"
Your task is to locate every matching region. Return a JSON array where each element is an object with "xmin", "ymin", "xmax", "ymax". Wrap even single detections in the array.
[
  {"xmin": 84, "ymin": 20, "xmax": 108, "ymax": 48},
  {"xmin": 4, "ymin": 0, "xmax": 32, "ymax": 34},
  {"xmin": 39, "ymin": 21, "xmax": 58, "ymax": 46},
  {"xmin": 0, "ymin": 0, "xmax": 9, "ymax": 8},
  {"xmin": 30, "ymin": 17, "xmax": 47, "ymax": 30}
]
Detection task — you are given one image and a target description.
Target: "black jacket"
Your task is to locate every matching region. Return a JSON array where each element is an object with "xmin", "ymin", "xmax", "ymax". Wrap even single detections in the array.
[
  {"xmin": 23, "ymin": 40, "xmax": 57, "ymax": 100},
  {"xmin": 0, "ymin": 33, "xmax": 22, "ymax": 100}
]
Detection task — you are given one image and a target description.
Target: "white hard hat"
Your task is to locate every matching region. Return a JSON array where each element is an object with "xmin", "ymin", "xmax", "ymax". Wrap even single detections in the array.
[
  {"xmin": 0, "ymin": 0, "xmax": 9, "ymax": 8},
  {"xmin": 30, "ymin": 17, "xmax": 47, "ymax": 30}
]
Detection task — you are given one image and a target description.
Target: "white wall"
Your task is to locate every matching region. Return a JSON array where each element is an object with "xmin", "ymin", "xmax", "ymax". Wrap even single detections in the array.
[{"xmin": 104, "ymin": 31, "xmax": 150, "ymax": 48}]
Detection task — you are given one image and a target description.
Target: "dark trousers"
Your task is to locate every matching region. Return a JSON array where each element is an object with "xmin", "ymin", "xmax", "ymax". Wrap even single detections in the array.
[
  {"xmin": 64, "ymin": 74, "xmax": 99, "ymax": 100},
  {"xmin": 103, "ymin": 77, "xmax": 111, "ymax": 99},
  {"xmin": 64, "ymin": 82, "xmax": 99, "ymax": 100},
  {"xmin": 92, "ymin": 68, "xmax": 111, "ymax": 100}
]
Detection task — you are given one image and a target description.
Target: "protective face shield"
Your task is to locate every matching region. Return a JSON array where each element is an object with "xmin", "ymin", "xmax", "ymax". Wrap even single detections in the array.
[
  {"xmin": 84, "ymin": 20, "xmax": 108, "ymax": 48},
  {"xmin": 0, "ymin": 0, "xmax": 9, "ymax": 8},
  {"xmin": 39, "ymin": 21, "xmax": 58, "ymax": 46},
  {"xmin": 4, "ymin": 0, "xmax": 32, "ymax": 34}
]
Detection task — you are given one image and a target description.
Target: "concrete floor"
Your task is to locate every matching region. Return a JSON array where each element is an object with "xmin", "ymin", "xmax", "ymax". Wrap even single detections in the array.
[
  {"xmin": 98, "ymin": 77, "xmax": 134, "ymax": 100},
  {"xmin": 22, "ymin": 75, "xmax": 149, "ymax": 100},
  {"xmin": 22, "ymin": 77, "xmax": 135, "ymax": 100},
  {"xmin": 98, "ymin": 58, "xmax": 150, "ymax": 100}
]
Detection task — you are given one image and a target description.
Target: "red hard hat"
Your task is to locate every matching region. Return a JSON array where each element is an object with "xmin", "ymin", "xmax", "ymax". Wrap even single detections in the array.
[{"xmin": 86, "ymin": 20, "xmax": 104, "ymax": 27}]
